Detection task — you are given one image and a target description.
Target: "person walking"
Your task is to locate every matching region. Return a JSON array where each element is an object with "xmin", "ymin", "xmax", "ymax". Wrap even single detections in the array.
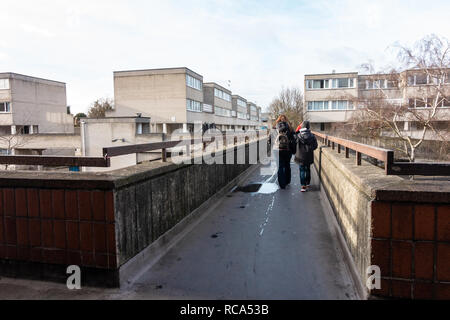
[
  {"xmin": 274, "ymin": 115, "xmax": 295, "ymax": 189},
  {"xmin": 294, "ymin": 120, "xmax": 318, "ymax": 192}
]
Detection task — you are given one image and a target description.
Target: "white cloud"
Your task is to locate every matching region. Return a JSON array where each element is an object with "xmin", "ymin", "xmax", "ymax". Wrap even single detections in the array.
[{"xmin": 0, "ymin": 0, "xmax": 449, "ymax": 113}]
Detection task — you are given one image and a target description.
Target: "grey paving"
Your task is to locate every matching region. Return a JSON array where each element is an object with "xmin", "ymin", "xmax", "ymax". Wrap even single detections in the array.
[{"xmin": 0, "ymin": 161, "xmax": 358, "ymax": 300}]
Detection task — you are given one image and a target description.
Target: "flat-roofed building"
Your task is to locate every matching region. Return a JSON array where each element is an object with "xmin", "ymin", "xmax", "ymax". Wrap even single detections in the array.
[
  {"xmin": 109, "ymin": 67, "xmax": 262, "ymax": 134},
  {"xmin": 0, "ymin": 73, "xmax": 74, "ymax": 136},
  {"xmin": 108, "ymin": 67, "xmax": 203, "ymax": 134},
  {"xmin": 304, "ymin": 69, "xmax": 450, "ymax": 139},
  {"xmin": 304, "ymin": 72, "xmax": 358, "ymax": 131}
]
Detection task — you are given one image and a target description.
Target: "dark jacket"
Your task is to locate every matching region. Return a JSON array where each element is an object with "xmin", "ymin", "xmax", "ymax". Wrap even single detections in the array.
[
  {"xmin": 275, "ymin": 121, "xmax": 296, "ymax": 154},
  {"xmin": 294, "ymin": 129, "xmax": 318, "ymax": 166}
]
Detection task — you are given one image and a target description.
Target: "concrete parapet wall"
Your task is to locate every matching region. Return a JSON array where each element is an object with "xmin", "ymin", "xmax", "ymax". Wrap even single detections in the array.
[
  {"xmin": 0, "ymin": 138, "xmax": 266, "ymax": 287},
  {"xmin": 314, "ymin": 146, "xmax": 450, "ymax": 300}
]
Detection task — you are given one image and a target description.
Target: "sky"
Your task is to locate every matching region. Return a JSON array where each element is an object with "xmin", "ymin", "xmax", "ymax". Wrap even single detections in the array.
[{"xmin": 1, "ymin": 0, "xmax": 450, "ymax": 114}]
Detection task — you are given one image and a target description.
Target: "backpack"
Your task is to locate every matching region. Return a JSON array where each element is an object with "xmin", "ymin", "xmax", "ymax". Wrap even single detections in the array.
[{"xmin": 277, "ymin": 132, "xmax": 290, "ymax": 150}]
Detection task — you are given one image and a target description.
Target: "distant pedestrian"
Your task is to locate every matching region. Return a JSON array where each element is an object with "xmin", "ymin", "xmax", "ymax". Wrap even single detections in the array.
[
  {"xmin": 294, "ymin": 120, "xmax": 318, "ymax": 192},
  {"xmin": 274, "ymin": 115, "xmax": 295, "ymax": 189}
]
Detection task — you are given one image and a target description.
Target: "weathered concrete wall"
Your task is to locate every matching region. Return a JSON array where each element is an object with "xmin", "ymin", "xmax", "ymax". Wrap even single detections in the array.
[
  {"xmin": 113, "ymin": 142, "xmax": 256, "ymax": 267},
  {"xmin": 0, "ymin": 137, "xmax": 267, "ymax": 287},
  {"xmin": 314, "ymin": 146, "xmax": 450, "ymax": 300}
]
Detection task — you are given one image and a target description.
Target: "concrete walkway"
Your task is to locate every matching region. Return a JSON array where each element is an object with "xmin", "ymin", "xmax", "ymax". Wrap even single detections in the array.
[{"xmin": 0, "ymin": 161, "xmax": 358, "ymax": 300}]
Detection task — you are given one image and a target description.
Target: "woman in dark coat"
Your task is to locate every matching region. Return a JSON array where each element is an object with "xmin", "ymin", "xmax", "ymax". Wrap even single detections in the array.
[
  {"xmin": 294, "ymin": 120, "xmax": 318, "ymax": 192},
  {"xmin": 274, "ymin": 115, "xmax": 295, "ymax": 189}
]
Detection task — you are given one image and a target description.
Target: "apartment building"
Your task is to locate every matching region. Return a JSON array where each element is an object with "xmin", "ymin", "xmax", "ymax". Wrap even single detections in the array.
[
  {"xmin": 304, "ymin": 70, "xmax": 450, "ymax": 139},
  {"xmin": 0, "ymin": 73, "xmax": 74, "ymax": 136},
  {"xmin": 108, "ymin": 67, "xmax": 262, "ymax": 134}
]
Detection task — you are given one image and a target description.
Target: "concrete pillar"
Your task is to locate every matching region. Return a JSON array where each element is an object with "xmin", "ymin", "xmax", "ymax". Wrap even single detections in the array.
[
  {"xmin": 163, "ymin": 123, "xmax": 168, "ymax": 134},
  {"xmin": 183, "ymin": 123, "xmax": 188, "ymax": 133},
  {"xmin": 29, "ymin": 125, "xmax": 34, "ymax": 134},
  {"xmin": 11, "ymin": 125, "xmax": 16, "ymax": 135}
]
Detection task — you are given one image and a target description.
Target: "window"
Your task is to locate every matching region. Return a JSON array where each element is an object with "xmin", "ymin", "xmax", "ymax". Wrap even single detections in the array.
[
  {"xmin": 237, "ymin": 112, "xmax": 247, "ymax": 119},
  {"xmin": 214, "ymin": 88, "xmax": 231, "ymax": 102},
  {"xmin": 415, "ymin": 74, "xmax": 428, "ymax": 85},
  {"xmin": 215, "ymin": 106, "xmax": 231, "ymax": 117},
  {"xmin": 445, "ymin": 73, "xmax": 450, "ymax": 84},
  {"xmin": 250, "ymin": 105, "xmax": 257, "ymax": 112},
  {"xmin": 136, "ymin": 123, "xmax": 150, "ymax": 134},
  {"xmin": 186, "ymin": 75, "xmax": 202, "ymax": 90},
  {"xmin": 338, "ymin": 78, "xmax": 349, "ymax": 88},
  {"xmin": 306, "ymin": 80, "xmax": 312, "ymax": 89},
  {"xmin": 309, "ymin": 100, "xmax": 353, "ymax": 111},
  {"xmin": 0, "ymin": 79, "xmax": 9, "ymax": 90},
  {"xmin": 237, "ymin": 99, "xmax": 246, "ymax": 107},
  {"xmin": 0, "ymin": 149, "xmax": 10, "ymax": 155},
  {"xmin": 0, "ymin": 102, "xmax": 10, "ymax": 112},
  {"xmin": 387, "ymin": 80, "xmax": 398, "ymax": 88},
  {"xmin": 313, "ymin": 80, "xmax": 325, "ymax": 89},
  {"xmin": 443, "ymin": 97, "xmax": 450, "ymax": 107},
  {"xmin": 186, "ymin": 99, "xmax": 202, "ymax": 112}
]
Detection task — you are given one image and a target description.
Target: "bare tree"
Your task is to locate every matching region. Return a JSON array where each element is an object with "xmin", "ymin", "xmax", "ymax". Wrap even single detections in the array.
[
  {"xmin": 74, "ymin": 112, "xmax": 87, "ymax": 127},
  {"xmin": 268, "ymin": 87, "xmax": 304, "ymax": 128},
  {"xmin": 88, "ymin": 98, "xmax": 114, "ymax": 118},
  {"xmin": 350, "ymin": 34, "xmax": 450, "ymax": 162}
]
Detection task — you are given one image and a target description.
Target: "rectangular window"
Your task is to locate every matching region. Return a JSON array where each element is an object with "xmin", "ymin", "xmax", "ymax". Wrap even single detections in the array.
[
  {"xmin": 416, "ymin": 99, "xmax": 426, "ymax": 108},
  {"xmin": 332, "ymin": 101, "xmax": 338, "ymax": 110},
  {"xmin": 415, "ymin": 74, "xmax": 428, "ymax": 85},
  {"xmin": 237, "ymin": 112, "xmax": 247, "ymax": 119},
  {"xmin": 237, "ymin": 99, "xmax": 246, "ymax": 107},
  {"xmin": 445, "ymin": 73, "xmax": 450, "ymax": 84},
  {"xmin": 186, "ymin": 99, "xmax": 202, "ymax": 112},
  {"xmin": 387, "ymin": 80, "xmax": 398, "ymax": 88},
  {"xmin": 0, "ymin": 149, "xmax": 10, "ymax": 155},
  {"xmin": 409, "ymin": 99, "xmax": 416, "ymax": 108},
  {"xmin": 307, "ymin": 101, "xmax": 313, "ymax": 111},
  {"xmin": 214, "ymin": 88, "xmax": 231, "ymax": 102},
  {"xmin": 313, "ymin": 80, "xmax": 325, "ymax": 89},
  {"xmin": 323, "ymin": 101, "xmax": 329, "ymax": 110},
  {"xmin": 332, "ymin": 79, "xmax": 338, "ymax": 88},
  {"xmin": 306, "ymin": 80, "xmax": 312, "ymax": 90},
  {"xmin": 338, "ymin": 78, "xmax": 349, "ymax": 88},
  {"xmin": 186, "ymin": 75, "xmax": 202, "ymax": 90},
  {"xmin": 349, "ymin": 78, "xmax": 354, "ymax": 88},
  {"xmin": 0, "ymin": 102, "xmax": 10, "ymax": 112},
  {"xmin": 348, "ymin": 101, "xmax": 354, "ymax": 110},
  {"xmin": 443, "ymin": 97, "xmax": 450, "ymax": 107},
  {"xmin": 337, "ymin": 100, "xmax": 347, "ymax": 110},
  {"xmin": 0, "ymin": 79, "xmax": 9, "ymax": 90}
]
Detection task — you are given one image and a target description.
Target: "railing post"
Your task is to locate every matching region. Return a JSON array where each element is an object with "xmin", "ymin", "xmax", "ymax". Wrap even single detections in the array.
[
  {"xmin": 345, "ymin": 147, "xmax": 349, "ymax": 158},
  {"xmin": 356, "ymin": 152, "xmax": 361, "ymax": 166},
  {"xmin": 337, "ymin": 144, "xmax": 341, "ymax": 153},
  {"xmin": 332, "ymin": 142, "xmax": 335, "ymax": 150},
  {"xmin": 161, "ymin": 148, "xmax": 167, "ymax": 162},
  {"xmin": 385, "ymin": 150, "xmax": 394, "ymax": 175},
  {"xmin": 186, "ymin": 142, "xmax": 191, "ymax": 158}
]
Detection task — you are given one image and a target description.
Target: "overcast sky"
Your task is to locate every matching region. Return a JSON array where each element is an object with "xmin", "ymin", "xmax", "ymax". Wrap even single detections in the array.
[{"xmin": 1, "ymin": 0, "xmax": 449, "ymax": 114}]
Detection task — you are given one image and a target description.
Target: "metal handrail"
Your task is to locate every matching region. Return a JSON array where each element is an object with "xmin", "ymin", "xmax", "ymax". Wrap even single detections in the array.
[
  {"xmin": 312, "ymin": 131, "xmax": 450, "ymax": 176},
  {"xmin": 0, "ymin": 131, "xmax": 269, "ymax": 168}
]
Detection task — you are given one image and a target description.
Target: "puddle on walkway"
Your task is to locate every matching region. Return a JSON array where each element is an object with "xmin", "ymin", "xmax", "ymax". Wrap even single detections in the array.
[
  {"xmin": 234, "ymin": 182, "xmax": 279, "ymax": 195},
  {"xmin": 257, "ymin": 183, "xmax": 279, "ymax": 194},
  {"xmin": 234, "ymin": 184, "xmax": 262, "ymax": 193}
]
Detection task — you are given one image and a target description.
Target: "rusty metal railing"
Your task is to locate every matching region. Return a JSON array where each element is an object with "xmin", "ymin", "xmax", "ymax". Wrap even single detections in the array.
[
  {"xmin": 0, "ymin": 130, "xmax": 269, "ymax": 168},
  {"xmin": 312, "ymin": 131, "xmax": 450, "ymax": 176}
]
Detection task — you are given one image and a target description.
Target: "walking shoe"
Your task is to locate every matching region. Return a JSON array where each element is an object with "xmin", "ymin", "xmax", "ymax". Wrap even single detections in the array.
[{"xmin": 301, "ymin": 186, "xmax": 307, "ymax": 192}]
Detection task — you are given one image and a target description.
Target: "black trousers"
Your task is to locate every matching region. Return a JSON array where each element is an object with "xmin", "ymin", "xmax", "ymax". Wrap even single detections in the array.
[{"xmin": 278, "ymin": 150, "xmax": 292, "ymax": 188}]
